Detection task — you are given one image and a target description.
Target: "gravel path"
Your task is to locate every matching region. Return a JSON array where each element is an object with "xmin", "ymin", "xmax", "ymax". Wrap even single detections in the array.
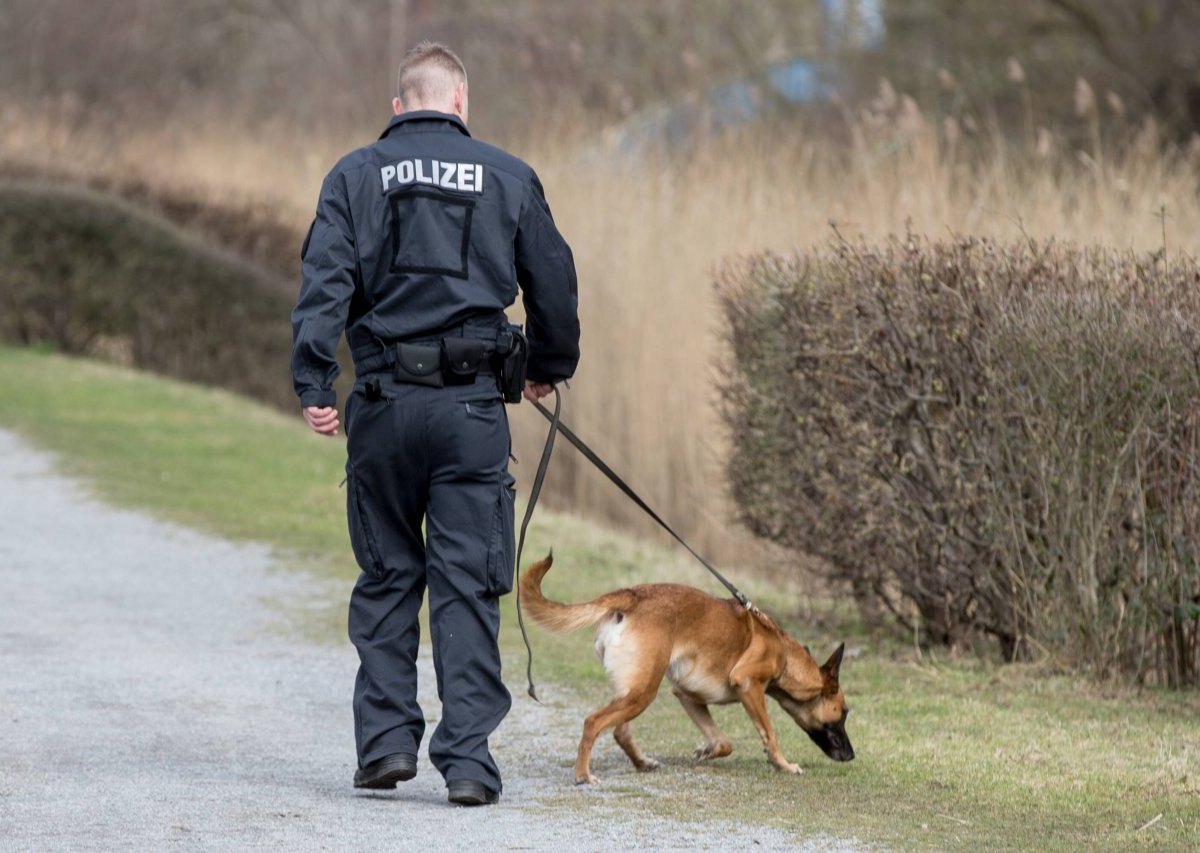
[{"xmin": 0, "ymin": 429, "xmax": 853, "ymax": 851}]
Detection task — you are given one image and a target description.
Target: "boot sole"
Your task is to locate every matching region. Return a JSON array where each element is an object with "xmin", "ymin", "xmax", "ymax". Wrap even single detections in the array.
[{"xmin": 354, "ymin": 758, "xmax": 418, "ymax": 789}]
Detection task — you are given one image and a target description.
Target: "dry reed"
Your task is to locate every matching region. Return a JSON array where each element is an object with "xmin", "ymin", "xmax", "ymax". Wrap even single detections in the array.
[{"xmin": 3, "ymin": 94, "xmax": 1198, "ymax": 565}]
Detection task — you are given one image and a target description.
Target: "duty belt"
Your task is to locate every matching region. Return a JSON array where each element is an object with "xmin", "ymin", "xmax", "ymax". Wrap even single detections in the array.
[
  {"xmin": 352, "ymin": 325, "xmax": 502, "ymax": 376},
  {"xmin": 353, "ymin": 344, "xmax": 499, "ymax": 377}
]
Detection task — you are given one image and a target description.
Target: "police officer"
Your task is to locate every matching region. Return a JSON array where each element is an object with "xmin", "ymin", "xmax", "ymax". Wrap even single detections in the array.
[{"xmin": 290, "ymin": 41, "xmax": 579, "ymax": 807}]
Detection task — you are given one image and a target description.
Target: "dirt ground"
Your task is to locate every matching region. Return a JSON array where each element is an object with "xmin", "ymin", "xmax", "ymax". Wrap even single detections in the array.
[{"xmin": 0, "ymin": 429, "xmax": 854, "ymax": 852}]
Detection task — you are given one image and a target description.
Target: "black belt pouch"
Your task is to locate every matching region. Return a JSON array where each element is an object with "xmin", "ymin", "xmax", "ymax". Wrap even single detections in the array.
[
  {"xmin": 394, "ymin": 342, "xmax": 444, "ymax": 387},
  {"xmin": 441, "ymin": 337, "xmax": 485, "ymax": 385}
]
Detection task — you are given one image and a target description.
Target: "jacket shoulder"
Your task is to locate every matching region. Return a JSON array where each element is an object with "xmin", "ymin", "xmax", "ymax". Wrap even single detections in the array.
[
  {"xmin": 324, "ymin": 144, "xmax": 379, "ymax": 181},
  {"xmin": 464, "ymin": 139, "xmax": 537, "ymax": 185}
]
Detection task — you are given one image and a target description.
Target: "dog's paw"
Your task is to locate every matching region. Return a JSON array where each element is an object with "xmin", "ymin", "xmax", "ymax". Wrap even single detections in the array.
[
  {"xmin": 574, "ymin": 773, "xmax": 600, "ymax": 785},
  {"xmin": 635, "ymin": 758, "xmax": 661, "ymax": 773},
  {"xmin": 775, "ymin": 761, "xmax": 803, "ymax": 775},
  {"xmin": 693, "ymin": 742, "xmax": 734, "ymax": 762}
]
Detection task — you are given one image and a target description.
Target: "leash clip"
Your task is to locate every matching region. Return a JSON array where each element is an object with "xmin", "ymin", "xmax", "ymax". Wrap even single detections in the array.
[{"xmin": 736, "ymin": 591, "xmax": 760, "ymax": 615}]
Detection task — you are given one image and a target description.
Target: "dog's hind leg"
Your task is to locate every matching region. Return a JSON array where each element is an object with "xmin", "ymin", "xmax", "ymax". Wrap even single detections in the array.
[
  {"xmin": 575, "ymin": 640, "xmax": 672, "ymax": 785},
  {"xmin": 672, "ymin": 690, "xmax": 734, "ymax": 761},
  {"xmin": 575, "ymin": 689, "xmax": 660, "ymax": 784},
  {"xmin": 613, "ymin": 721, "xmax": 661, "ymax": 772}
]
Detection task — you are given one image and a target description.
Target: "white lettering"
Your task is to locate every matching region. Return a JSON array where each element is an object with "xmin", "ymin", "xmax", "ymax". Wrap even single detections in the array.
[{"xmin": 380, "ymin": 159, "xmax": 485, "ymax": 193}]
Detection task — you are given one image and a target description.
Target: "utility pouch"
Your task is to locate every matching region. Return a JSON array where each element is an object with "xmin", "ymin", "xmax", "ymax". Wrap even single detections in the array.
[
  {"xmin": 393, "ymin": 342, "xmax": 443, "ymax": 387},
  {"xmin": 494, "ymin": 324, "xmax": 529, "ymax": 404},
  {"xmin": 441, "ymin": 337, "xmax": 485, "ymax": 385}
]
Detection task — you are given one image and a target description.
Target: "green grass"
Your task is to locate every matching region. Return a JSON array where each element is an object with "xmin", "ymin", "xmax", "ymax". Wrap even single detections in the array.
[{"xmin": 2, "ymin": 345, "xmax": 1198, "ymax": 850}]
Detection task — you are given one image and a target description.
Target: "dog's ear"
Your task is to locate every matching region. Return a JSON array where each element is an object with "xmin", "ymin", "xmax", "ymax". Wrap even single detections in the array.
[
  {"xmin": 822, "ymin": 643, "xmax": 845, "ymax": 673},
  {"xmin": 820, "ymin": 643, "xmax": 845, "ymax": 692}
]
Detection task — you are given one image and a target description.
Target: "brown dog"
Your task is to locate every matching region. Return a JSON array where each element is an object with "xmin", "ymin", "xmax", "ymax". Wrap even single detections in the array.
[{"xmin": 520, "ymin": 555, "xmax": 854, "ymax": 784}]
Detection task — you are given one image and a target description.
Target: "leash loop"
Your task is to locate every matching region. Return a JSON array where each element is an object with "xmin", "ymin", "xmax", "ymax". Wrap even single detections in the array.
[{"xmin": 514, "ymin": 385, "xmax": 561, "ymax": 702}]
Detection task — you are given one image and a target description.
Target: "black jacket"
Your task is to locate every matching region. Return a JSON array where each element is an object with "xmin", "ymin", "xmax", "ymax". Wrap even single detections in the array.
[{"xmin": 291, "ymin": 111, "xmax": 580, "ymax": 407}]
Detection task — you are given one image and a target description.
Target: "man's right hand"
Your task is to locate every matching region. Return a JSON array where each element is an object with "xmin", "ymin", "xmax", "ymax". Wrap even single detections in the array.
[
  {"xmin": 303, "ymin": 406, "xmax": 341, "ymax": 436},
  {"xmin": 523, "ymin": 381, "xmax": 553, "ymax": 403}
]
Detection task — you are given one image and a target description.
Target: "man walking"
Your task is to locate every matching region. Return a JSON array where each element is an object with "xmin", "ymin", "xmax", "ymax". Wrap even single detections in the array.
[{"xmin": 290, "ymin": 41, "xmax": 580, "ymax": 806}]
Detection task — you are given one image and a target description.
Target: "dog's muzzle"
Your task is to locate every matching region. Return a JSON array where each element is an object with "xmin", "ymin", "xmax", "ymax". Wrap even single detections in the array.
[{"xmin": 807, "ymin": 725, "xmax": 855, "ymax": 762}]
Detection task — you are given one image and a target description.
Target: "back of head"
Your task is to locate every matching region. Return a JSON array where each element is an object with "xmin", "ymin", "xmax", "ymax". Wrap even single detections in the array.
[{"xmin": 396, "ymin": 41, "xmax": 468, "ymax": 112}]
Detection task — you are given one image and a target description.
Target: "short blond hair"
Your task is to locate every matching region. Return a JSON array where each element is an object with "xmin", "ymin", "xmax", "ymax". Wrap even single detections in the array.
[{"xmin": 396, "ymin": 41, "xmax": 468, "ymax": 105}]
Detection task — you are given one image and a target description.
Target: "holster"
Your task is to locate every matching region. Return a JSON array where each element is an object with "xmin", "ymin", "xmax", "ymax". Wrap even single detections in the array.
[
  {"xmin": 494, "ymin": 324, "xmax": 529, "ymax": 404},
  {"xmin": 393, "ymin": 342, "xmax": 443, "ymax": 387}
]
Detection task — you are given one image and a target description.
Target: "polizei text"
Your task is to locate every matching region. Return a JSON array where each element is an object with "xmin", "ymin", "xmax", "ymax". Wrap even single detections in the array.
[{"xmin": 380, "ymin": 159, "xmax": 484, "ymax": 194}]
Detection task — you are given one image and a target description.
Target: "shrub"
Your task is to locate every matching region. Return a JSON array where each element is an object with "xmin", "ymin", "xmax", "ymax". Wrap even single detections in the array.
[
  {"xmin": 718, "ymin": 237, "xmax": 1200, "ymax": 686},
  {"xmin": 0, "ymin": 181, "xmax": 301, "ymax": 410}
]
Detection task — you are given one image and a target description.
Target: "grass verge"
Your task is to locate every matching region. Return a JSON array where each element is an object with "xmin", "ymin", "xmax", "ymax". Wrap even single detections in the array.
[{"xmin": 1, "ymin": 345, "xmax": 1196, "ymax": 849}]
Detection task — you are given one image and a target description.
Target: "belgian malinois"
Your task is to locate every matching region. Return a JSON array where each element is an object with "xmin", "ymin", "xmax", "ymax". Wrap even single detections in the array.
[{"xmin": 520, "ymin": 555, "xmax": 855, "ymax": 784}]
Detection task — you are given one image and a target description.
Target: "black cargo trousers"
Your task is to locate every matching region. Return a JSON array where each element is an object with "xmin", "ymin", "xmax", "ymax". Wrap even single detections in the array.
[{"xmin": 343, "ymin": 362, "xmax": 515, "ymax": 795}]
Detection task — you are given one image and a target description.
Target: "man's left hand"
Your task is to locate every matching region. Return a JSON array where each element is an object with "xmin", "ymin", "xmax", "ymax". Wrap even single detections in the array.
[{"xmin": 303, "ymin": 406, "xmax": 341, "ymax": 436}]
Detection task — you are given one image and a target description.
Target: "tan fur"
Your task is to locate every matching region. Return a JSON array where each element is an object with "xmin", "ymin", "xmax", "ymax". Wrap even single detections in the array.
[{"xmin": 520, "ymin": 555, "xmax": 854, "ymax": 785}]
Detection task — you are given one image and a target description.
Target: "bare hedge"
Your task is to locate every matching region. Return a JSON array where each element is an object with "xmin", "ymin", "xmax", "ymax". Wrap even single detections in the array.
[
  {"xmin": 718, "ymin": 237, "xmax": 1200, "ymax": 686},
  {"xmin": 0, "ymin": 181, "xmax": 300, "ymax": 410}
]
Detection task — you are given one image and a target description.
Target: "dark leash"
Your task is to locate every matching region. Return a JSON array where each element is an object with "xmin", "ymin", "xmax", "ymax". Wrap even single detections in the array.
[
  {"xmin": 513, "ymin": 386, "xmax": 758, "ymax": 701},
  {"xmin": 513, "ymin": 386, "xmax": 561, "ymax": 702}
]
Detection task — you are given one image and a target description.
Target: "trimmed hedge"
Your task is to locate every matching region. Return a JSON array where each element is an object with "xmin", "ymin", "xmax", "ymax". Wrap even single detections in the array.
[
  {"xmin": 719, "ymin": 237, "xmax": 1200, "ymax": 686},
  {"xmin": 0, "ymin": 180, "xmax": 308, "ymax": 410}
]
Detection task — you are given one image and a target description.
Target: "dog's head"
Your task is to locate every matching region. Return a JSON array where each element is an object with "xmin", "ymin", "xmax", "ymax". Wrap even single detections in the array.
[{"xmin": 768, "ymin": 642, "xmax": 855, "ymax": 762}]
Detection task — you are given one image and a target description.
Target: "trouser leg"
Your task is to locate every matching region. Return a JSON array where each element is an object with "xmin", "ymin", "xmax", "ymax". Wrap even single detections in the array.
[
  {"xmin": 344, "ymin": 386, "xmax": 429, "ymax": 766},
  {"xmin": 424, "ymin": 384, "xmax": 514, "ymax": 792}
]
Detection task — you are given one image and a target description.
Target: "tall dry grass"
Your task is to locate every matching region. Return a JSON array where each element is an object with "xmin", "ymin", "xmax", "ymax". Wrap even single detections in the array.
[
  {"xmin": 3, "ymin": 93, "xmax": 1199, "ymax": 566},
  {"xmin": 523, "ymin": 98, "xmax": 1200, "ymax": 564}
]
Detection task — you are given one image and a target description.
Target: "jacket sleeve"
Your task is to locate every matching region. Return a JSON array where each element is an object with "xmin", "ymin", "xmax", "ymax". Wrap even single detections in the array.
[
  {"xmin": 290, "ymin": 171, "xmax": 358, "ymax": 408},
  {"xmin": 514, "ymin": 172, "xmax": 581, "ymax": 384}
]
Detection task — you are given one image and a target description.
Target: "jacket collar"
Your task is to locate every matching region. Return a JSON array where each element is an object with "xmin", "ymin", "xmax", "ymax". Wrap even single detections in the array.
[{"xmin": 379, "ymin": 110, "xmax": 471, "ymax": 140}]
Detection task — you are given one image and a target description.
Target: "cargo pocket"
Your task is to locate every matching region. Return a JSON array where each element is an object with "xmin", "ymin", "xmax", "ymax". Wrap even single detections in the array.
[
  {"xmin": 389, "ymin": 188, "xmax": 474, "ymax": 279},
  {"xmin": 485, "ymin": 471, "xmax": 517, "ymax": 596},
  {"xmin": 346, "ymin": 467, "xmax": 385, "ymax": 578}
]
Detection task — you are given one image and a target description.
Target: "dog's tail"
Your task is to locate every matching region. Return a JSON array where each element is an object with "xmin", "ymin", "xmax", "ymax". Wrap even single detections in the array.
[{"xmin": 520, "ymin": 553, "xmax": 636, "ymax": 633}]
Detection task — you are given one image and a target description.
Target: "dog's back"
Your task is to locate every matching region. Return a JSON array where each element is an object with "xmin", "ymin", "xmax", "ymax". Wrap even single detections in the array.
[
  {"xmin": 520, "ymin": 555, "xmax": 753, "ymax": 641},
  {"xmin": 520, "ymin": 555, "xmax": 760, "ymax": 699}
]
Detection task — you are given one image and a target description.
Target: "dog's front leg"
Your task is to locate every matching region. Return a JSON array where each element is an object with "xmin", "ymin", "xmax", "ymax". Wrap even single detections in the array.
[
  {"xmin": 735, "ymin": 680, "xmax": 802, "ymax": 775},
  {"xmin": 673, "ymin": 690, "xmax": 734, "ymax": 761}
]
